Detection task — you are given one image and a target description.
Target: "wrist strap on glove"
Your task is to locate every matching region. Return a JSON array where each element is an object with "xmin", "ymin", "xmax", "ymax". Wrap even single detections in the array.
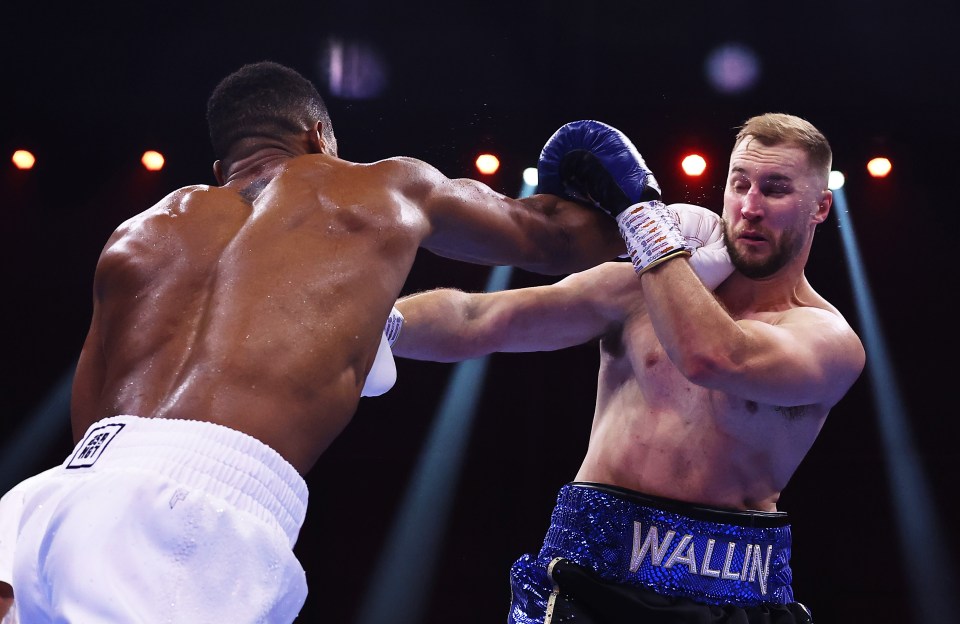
[
  {"xmin": 616, "ymin": 201, "xmax": 691, "ymax": 276},
  {"xmin": 384, "ymin": 306, "xmax": 404, "ymax": 346}
]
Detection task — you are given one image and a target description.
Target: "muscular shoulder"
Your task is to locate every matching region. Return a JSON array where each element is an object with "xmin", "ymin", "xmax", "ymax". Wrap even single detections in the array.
[
  {"xmin": 329, "ymin": 156, "xmax": 447, "ymax": 209},
  {"xmin": 108, "ymin": 185, "xmax": 233, "ymax": 241},
  {"xmin": 365, "ymin": 156, "xmax": 445, "ymax": 187},
  {"xmin": 783, "ymin": 304, "xmax": 864, "ymax": 362},
  {"xmin": 768, "ymin": 293, "xmax": 859, "ymax": 344},
  {"xmin": 103, "ymin": 185, "xmax": 244, "ymax": 267},
  {"xmin": 751, "ymin": 300, "xmax": 866, "ymax": 405}
]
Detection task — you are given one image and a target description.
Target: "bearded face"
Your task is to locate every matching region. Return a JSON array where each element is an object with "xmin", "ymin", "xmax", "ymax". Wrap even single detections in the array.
[
  {"xmin": 724, "ymin": 217, "xmax": 807, "ymax": 279},
  {"xmin": 721, "ymin": 138, "xmax": 828, "ymax": 279}
]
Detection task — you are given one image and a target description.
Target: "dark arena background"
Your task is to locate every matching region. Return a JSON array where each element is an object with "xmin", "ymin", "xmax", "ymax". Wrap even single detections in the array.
[{"xmin": 3, "ymin": 2, "xmax": 958, "ymax": 622}]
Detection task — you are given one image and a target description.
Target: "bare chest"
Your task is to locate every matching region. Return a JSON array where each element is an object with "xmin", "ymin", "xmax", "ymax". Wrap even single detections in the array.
[{"xmin": 600, "ymin": 322, "xmax": 813, "ymax": 439}]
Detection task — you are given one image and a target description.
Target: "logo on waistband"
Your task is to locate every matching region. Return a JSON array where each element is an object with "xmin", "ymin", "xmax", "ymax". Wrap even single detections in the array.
[
  {"xmin": 66, "ymin": 422, "xmax": 125, "ymax": 469},
  {"xmin": 630, "ymin": 521, "xmax": 774, "ymax": 595}
]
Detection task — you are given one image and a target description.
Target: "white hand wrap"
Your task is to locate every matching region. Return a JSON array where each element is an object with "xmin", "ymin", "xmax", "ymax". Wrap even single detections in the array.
[
  {"xmin": 615, "ymin": 200, "xmax": 690, "ymax": 276},
  {"xmin": 384, "ymin": 306, "xmax": 404, "ymax": 346}
]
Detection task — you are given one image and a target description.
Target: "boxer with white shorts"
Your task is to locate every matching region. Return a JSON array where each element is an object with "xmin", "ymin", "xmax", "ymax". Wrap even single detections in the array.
[
  {"xmin": 0, "ymin": 467, "xmax": 59, "ymax": 624},
  {"xmin": 0, "ymin": 62, "xmax": 624, "ymax": 622},
  {"xmin": 12, "ymin": 417, "xmax": 308, "ymax": 623}
]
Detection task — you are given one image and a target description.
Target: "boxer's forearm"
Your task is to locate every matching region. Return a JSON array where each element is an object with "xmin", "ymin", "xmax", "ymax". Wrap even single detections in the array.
[
  {"xmin": 392, "ymin": 289, "xmax": 491, "ymax": 362},
  {"xmin": 639, "ymin": 258, "xmax": 741, "ymax": 382}
]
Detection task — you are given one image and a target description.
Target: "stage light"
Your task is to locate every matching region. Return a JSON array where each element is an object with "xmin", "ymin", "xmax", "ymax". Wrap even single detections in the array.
[
  {"xmin": 141, "ymin": 150, "xmax": 165, "ymax": 171},
  {"xmin": 833, "ymin": 187, "xmax": 958, "ymax": 622},
  {"xmin": 828, "ymin": 170, "xmax": 845, "ymax": 190},
  {"xmin": 321, "ymin": 37, "xmax": 387, "ymax": 100},
  {"xmin": 12, "ymin": 150, "xmax": 36, "ymax": 170},
  {"xmin": 475, "ymin": 153, "xmax": 500, "ymax": 175},
  {"xmin": 681, "ymin": 153, "xmax": 707, "ymax": 177},
  {"xmin": 356, "ymin": 175, "xmax": 532, "ymax": 624},
  {"xmin": 522, "ymin": 167, "xmax": 538, "ymax": 187},
  {"xmin": 867, "ymin": 157, "xmax": 891, "ymax": 178},
  {"xmin": 705, "ymin": 42, "xmax": 760, "ymax": 95}
]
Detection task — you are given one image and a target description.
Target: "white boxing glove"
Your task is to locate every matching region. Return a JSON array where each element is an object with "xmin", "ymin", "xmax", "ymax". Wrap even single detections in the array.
[
  {"xmin": 360, "ymin": 307, "xmax": 404, "ymax": 398},
  {"xmin": 672, "ymin": 203, "xmax": 734, "ymax": 291}
]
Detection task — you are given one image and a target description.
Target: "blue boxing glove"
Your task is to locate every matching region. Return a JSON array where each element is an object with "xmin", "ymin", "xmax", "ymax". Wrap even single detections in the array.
[
  {"xmin": 538, "ymin": 119, "xmax": 661, "ymax": 217},
  {"xmin": 538, "ymin": 120, "xmax": 689, "ymax": 276}
]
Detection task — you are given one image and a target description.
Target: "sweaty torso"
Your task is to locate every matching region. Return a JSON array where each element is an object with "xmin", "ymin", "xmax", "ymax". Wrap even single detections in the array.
[
  {"xmin": 74, "ymin": 155, "xmax": 427, "ymax": 473},
  {"xmin": 574, "ymin": 267, "xmax": 832, "ymax": 512}
]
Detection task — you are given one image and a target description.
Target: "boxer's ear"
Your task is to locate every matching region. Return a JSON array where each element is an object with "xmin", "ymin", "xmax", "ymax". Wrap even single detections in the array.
[
  {"xmin": 308, "ymin": 122, "xmax": 327, "ymax": 154},
  {"xmin": 813, "ymin": 190, "xmax": 832, "ymax": 224}
]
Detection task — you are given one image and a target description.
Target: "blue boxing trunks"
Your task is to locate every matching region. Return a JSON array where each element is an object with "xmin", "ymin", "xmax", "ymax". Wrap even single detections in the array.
[{"xmin": 508, "ymin": 482, "xmax": 814, "ymax": 623}]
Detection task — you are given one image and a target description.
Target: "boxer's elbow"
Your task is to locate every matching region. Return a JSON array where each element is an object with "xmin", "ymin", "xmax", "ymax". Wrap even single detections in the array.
[
  {"xmin": 678, "ymin": 356, "xmax": 723, "ymax": 387},
  {"xmin": 669, "ymin": 344, "xmax": 738, "ymax": 389}
]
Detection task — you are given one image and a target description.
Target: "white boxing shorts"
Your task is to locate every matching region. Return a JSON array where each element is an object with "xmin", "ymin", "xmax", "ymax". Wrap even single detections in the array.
[
  {"xmin": 11, "ymin": 416, "xmax": 309, "ymax": 624},
  {"xmin": 1, "ymin": 466, "xmax": 60, "ymax": 624}
]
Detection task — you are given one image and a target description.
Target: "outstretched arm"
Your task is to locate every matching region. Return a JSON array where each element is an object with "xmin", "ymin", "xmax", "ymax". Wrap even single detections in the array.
[
  {"xmin": 394, "ymin": 202, "xmax": 735, "ymax": 365},
  {"xmin": 393, "ymin": 262, "xmax": 638, "ymax": 362},
  {"xmin": 384, "ymin": 119, "xmax": 694, "ymax": 275},
  {"xmin": 401, "ymin": 158, "xmax": 625, "ymax": 275}
]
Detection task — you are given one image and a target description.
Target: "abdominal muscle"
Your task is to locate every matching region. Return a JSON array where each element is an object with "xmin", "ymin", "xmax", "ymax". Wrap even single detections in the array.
[{"xmin": 573, "ymin": 339, "xmax": 814, "ymax": 512}]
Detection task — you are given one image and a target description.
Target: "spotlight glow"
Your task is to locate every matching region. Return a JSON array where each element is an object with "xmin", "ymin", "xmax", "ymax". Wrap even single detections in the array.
[
  {"xmin": 705, "ymin": 43, "xmax": 760, "ymax": 94},
  {"xmin": 475, "ymin": 154, "xmax": 500, "ymax": 175},
  {"xmin": 141, "ymin": 150, "xmax": 165, "ymax": 171},
  {"xmin": 12, "ymin": 150, "xmax": 36, "ymax": 170},
  {"xmin": 322, "ymin": 37, "xmax": 388, "ymax": 100},
  {"xmin": 522, "ymin": 167, "xmax": 538, "ymax": 187},
  {"xmin": 681, "ymin": 154, "xmax": 707, "ymax": 177},
  {"xmin": 867, "ymin": 157, "xmax": 892, "ymax": 178},
  {"xmin": 828, "ymin": 170, "xmax": 846, "ymax": 190}
]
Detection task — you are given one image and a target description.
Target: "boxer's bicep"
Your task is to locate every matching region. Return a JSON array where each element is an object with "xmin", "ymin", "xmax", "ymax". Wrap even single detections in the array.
[
  {"xmin": 704, "ymin": 310, "xmax": 864, "ymax": 408},
  {"xmin": 419, "ymin": 175, "xmax": 618, "ymax": 275}
]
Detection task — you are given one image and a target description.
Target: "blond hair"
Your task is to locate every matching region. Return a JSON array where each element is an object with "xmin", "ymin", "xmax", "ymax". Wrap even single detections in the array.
[{"xmin": 735, "ymin": 113, "xmax": 832, "ymax": 179}]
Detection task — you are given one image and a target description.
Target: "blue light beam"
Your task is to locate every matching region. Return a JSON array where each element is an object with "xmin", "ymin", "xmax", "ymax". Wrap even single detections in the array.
[
  {"xmin": 355, "ymin": 181, "xmax": 531, "ymax": 624},
  {"xmin": 833, "ymin": 187, "xmax": 958, "ymax": 621}
]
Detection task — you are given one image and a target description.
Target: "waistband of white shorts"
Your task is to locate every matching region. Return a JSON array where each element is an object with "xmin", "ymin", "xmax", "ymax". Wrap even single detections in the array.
[{"xmin": 64, "ymin": 415, "xmax": 308, "ymax": 546}]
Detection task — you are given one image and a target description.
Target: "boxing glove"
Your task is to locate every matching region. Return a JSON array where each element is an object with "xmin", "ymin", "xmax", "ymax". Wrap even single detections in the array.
[
  {"xmin": 538, "ymin": 120, "xmax": 687, "ymax": 276},
  {"xmin": 537, "ymin": 119, "xmax": 661, "ymax": 217},
  {"xmin": 672, "ymin": 204, "xmax": 734, "ymax": 290},
  {"xmin": 360, "ymin": 307, "xmax": 404, "ymax": 398}
]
